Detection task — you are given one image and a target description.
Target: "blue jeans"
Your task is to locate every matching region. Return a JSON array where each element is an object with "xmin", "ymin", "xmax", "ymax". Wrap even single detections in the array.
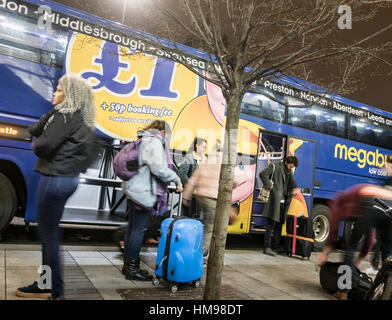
[
  {"xmin": 124, "ymin": 200, "xmax": 152, "ymax": 260},
  {"xmin": 36, "ymin": 175, "xmax": 78, "ymax": 299}
]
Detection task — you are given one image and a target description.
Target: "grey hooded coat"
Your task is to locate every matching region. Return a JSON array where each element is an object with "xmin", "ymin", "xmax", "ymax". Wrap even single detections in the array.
[{"xmin": 121, "ymin": 129, "xmax": 179, "ymax": 210}]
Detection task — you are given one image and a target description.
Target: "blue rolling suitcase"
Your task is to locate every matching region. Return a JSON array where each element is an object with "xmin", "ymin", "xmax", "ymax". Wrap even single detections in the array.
[{"xmin": 153, "ymin": 217, "xmax": 204, "ymax": 293}]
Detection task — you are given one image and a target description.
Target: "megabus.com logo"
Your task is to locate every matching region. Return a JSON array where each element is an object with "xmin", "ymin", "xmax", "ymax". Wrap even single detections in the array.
[{"xmin": 334, "ymin": 144, "xmax": 392, "ymax": 169}]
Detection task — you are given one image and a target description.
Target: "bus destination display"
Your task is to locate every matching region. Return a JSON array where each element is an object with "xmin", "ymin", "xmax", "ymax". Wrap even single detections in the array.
[{"xmin": 0, "ymin": 123, "xmax": 31, "ymax": 142}]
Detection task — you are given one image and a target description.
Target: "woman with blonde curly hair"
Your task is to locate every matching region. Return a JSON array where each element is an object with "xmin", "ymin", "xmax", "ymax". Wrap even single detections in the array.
[{"xmin": 16, "ymin": 73, "xmax": 96, "ymax": 300}]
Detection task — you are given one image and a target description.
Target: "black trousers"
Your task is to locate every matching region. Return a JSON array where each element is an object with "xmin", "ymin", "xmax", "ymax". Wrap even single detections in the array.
[
  {"xmin": 264, "ymin": 203, "xmax": 285, "ymax": 249},
  {"xmin": 182, "ymin": 197, "xmax": 200, "ymax": 218}
]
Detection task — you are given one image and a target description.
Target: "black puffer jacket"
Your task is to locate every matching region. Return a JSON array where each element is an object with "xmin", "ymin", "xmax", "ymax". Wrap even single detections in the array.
[{"xmin": 29, "ymin": 109, "xmax": 96, "ymax": 176}]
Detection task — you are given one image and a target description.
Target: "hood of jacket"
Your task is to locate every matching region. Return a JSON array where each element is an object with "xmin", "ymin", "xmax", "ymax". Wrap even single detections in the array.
[{"xmin": 137, "ymin": 129, "xmax": 163, "ymax": 141}]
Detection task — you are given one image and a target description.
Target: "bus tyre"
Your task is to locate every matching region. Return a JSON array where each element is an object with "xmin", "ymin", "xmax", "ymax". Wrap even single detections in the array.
[
  {"xmin": 0, "ymin": 173, "xmax": 17, "ymax": 233},
  {"xmin": 311, "ymin": 204, "xmax": 330, "ymax": 252}
]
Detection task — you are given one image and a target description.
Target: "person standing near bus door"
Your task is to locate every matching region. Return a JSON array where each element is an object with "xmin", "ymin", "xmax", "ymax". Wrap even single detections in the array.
[
  {"xmin": 16, "ymin": 74, "xmax": 96, "ymax": 300},
  {"xmin": 178, "ymin": 137, "xmax": 207, "ymax": 217},
  {"xmin": 260, "ymin": 156, "xmax": 298, "ymax": 256}
]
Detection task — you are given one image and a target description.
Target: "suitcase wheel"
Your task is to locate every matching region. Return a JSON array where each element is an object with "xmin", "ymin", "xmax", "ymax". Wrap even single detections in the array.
[
  {"xmin": 192, "ymin": 280, "xmax": 200, "ymax": 288},
  {"xmin": 169, "ymin": 283, "xmax": 178, "ymax": 293},
  {"xmin": 152, "ymin": 277, "xmax": 160, "ymax": 287}
]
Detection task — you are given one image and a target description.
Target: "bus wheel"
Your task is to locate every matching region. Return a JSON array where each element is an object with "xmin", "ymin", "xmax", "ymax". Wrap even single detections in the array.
[
  {"xmin": 0, "ymin": 173, "xmax": 17, "ymax": 233},
  {"xmin": 311, "ymin": 204, "xmax": 330, "ymax": 252}
]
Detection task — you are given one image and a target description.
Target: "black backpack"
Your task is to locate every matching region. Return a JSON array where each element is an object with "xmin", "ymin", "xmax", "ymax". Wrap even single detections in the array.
[{"xmin": 319, "ymin": 262, "xmax": 372, "ymax": 300}]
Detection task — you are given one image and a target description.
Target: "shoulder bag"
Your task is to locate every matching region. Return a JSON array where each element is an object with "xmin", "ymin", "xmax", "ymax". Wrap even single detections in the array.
[{"xmin": 257, "ymin": 163, "xmax": 275, "ymax": 203}]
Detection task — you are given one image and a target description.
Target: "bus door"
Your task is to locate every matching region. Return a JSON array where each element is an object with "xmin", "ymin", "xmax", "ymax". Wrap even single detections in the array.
[
  {"xmin": 286, "ymin": 135, "xmax": 317, "ymax": 222},
  {"xmin": 250, "ymin": 129, "xmax": 316, "ymax": 232}
]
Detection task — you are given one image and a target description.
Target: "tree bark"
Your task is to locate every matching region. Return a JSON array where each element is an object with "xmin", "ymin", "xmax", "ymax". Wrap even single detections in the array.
[{"xmin": 203, "ymin": 86, "xmax": 243, "ymax": 300}]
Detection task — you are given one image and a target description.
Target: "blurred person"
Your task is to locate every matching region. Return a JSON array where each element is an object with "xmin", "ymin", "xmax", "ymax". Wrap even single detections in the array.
[
  {"xmin": 121, "ymin": 120, "xmax": 183, "ymax": 281},
  {"xmin": 182, "ymin": 141, "xmax": 242, "ymax": 264},
  {"xmin": 178, "ymin": 137, "xmax": 207, "ymax": 218},
  {"xmin": 260, "ymin": 156, "xmax": 298, "ymax": 256},
  {"xmin": 318, "ymin": 184, "xmax": 376, "ymax": 267},
  {"xmin": 366, "ymin": 157, "xmax": 392, "ymax": 275},
  {"xmin": 16, "ymin": 74, "xmax": 96, "ymax": 300},
  {"xmin": 319, "ymin": 183, "xmax": 392, "ymax": 300}
]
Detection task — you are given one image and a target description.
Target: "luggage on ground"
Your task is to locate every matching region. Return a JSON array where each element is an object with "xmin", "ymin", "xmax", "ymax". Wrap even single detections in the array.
[
  {"xmin": 319, "ymin": 261, "xmax": 372, "ymax": 300},
  {"xmin": 154, "ymin": 217, "xmax": 203, "ymax": 292},
  {"xmin": 284, "ymin": 215, "xmax": 314, "ymax": 259}
]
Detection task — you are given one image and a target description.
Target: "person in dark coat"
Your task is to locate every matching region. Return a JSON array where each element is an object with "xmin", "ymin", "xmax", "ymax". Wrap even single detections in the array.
[
  {"xmin": 178, "ymin": 137, "xmax": 207, "ymax": 186},
  {"xmin": 260, "ymin": 156, "xmax": 298, "ymax": 256},
  {"xmin": 16, "ymin": 74, "xmax": 96, "ymax": 300}
]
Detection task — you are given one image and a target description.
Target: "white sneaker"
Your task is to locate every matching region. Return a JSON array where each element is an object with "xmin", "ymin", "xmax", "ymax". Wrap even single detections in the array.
[{"xmin": 365, "ymin": 267, "xmax": 378, "ymax": 275}]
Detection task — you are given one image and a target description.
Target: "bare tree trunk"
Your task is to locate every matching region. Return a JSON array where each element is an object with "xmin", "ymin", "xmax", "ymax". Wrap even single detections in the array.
[{"xmin": 203, "ymin": 86, "xmax": 243, "ymax": 300}]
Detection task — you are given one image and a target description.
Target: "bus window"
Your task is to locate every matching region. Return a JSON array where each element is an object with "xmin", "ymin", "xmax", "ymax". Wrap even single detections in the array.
[
  {"xmin": 288, "ymin": 104, "xmax": 345, "ymax": 137},
  {"xmin": 0, "ymin": 10, "xmax": 67, "ymax": 68},
  {"xmin": 241, "ymin": 90, "xmax": 285, "ymax": 123},
  {"xmin": 349, "ymin": 117, "xmax": 392, "ymax": 149}
]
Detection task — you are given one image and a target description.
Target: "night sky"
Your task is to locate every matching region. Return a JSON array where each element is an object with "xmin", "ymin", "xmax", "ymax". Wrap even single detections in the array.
[{"xmin": 53, "ymin": 0, "xmax": 392, "ymax": 113}]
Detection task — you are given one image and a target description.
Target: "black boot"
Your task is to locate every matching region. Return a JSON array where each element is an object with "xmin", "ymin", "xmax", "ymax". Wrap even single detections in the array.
[
  {"xmin": 263, "ymin": 227, "xmax": 275, "ymax": 256},
  {"xmin": 122, "ymin": 254, "xmax": 130, "ymax": 275},
  {"xmin": 124, "ymin": 258, "xmax": 153, "ymax": 281},
  {"xmin": 122, "ymin": 255, "xmax": 150, "ymax": 276},
  {"xmin": 263, "ymin": 247, "xmax": 276, "ymax": 256}
]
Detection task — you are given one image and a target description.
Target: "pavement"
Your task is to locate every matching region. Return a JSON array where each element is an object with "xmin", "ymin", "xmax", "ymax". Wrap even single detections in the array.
[{"xmin": 0, "ymin": 243, "xmax": 379, "ymax": 300}]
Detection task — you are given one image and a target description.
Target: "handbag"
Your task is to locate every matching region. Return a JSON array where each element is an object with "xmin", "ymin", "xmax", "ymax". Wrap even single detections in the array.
[{"xmin": 257, "ymin": 163, "xmax": 275, "ymax": 203}]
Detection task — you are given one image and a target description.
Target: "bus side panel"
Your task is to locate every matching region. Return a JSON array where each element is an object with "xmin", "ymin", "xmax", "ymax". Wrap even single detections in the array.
[
  {"xmin": 315, "ymin": 168, "xmax": 381, "ymax": 195},
  {"xmin": 0, "ymin": 146, "xmax": 40, "ymax": 223},
  {"xmin": 0, "ymin": 54, "xmax": 60, "ymax": 118},
  {"xmin": 313, "ymin": 190, "xmax": 337, "ymax": 201},
  {"xmin": 315, "ymin": 169, "xmax": 345, "ymax": 192},
  {"xmin": 344, "ymin": 175, "xmax": 381, "ymax": 188},
  {"xmin": 316, "ymin": 135, "xmax": 390, "ymax": 182}
]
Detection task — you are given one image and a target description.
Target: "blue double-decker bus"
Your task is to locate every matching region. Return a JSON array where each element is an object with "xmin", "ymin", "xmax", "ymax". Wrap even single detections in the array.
[{"xmin": 0, "ymin": 0, "xmax": 391, "ymax": 251}]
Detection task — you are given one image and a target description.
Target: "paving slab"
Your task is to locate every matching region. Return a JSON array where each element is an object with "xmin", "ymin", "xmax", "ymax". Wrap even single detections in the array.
[
  {"xmin": 5, "ymin": 250, "xmax": 42, "ymax": 267},
  {"xmin": 222, "ymin": 266, "xmax": 287, "ymax": 300},
  {"xmin": 68, "ymin": 251, "xmax": 113, "ymax": 266},
  {"xmin": 99, "ymin": 251, "xmax": 123, "ymax": 266},
  {"xmin": 79, "ymin": 265, "xmax": 132, "ymax": 290},
  {"xmin": 228, "ymin": 263, "xmax": 331, "ymax": 300}
]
